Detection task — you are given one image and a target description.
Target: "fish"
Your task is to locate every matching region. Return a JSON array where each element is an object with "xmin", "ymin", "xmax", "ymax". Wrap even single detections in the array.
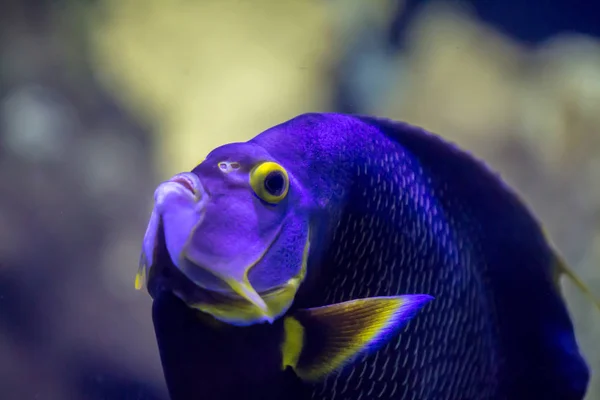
[{"xmin": 137, "ymin": 113, "xmax": 595, "ymax": 400}]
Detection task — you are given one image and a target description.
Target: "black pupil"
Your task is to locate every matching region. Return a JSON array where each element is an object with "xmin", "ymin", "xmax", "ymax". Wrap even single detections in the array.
[{"xmin": 264, "ymin": 171, "xmax": 285, "ymax": 196}]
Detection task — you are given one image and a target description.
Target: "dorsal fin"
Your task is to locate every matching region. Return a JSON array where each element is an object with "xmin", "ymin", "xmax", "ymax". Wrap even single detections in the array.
[
  {"xmin": 542, "ymin": 226, "xmax": 600, "ymax": 312},
  {"xmin": 553, "ymin": 253, "xmax": 600, "ymax": 312}
]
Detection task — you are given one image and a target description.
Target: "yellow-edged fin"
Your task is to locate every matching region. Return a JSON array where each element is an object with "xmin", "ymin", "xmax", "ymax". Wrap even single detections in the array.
[
  {"xmin": 542, "ymin": 226, "xmax": 600, "ymax": 312},
  {"xmin": 189, "ymin": 280, "xmax": 274, "ymax": 327},
  {"xmin": 134, "ymin": 262, "xmax": 146, "ymax": 291},
  {"xmin": 281, "ymin": 294, "xmax": 434, "ymax": 382},
  {"xmin": 554, "ymin": 254, "xmax": 600, "ymax": 312}
]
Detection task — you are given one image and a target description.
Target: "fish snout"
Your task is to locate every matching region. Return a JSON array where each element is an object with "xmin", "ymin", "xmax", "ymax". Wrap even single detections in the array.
[
  {"xmin": 153, "ymin": 173, "xmax": 209, "ymax": 268},
  {"xmin": 154, "ymin": 172, "xmax": 208, "ymax": 214},
  {"xmin": 138, "ymin": 173, "xmax": 209, "ymax": 291}
]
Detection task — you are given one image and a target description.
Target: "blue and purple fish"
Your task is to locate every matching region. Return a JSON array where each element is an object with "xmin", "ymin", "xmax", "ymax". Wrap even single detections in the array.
[{"xmin": 136, "ymin": 113, "xmax": 594, "ymax": 400}]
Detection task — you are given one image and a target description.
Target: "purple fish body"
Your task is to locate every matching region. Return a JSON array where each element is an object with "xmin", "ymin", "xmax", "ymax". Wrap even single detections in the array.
[{"xmin": 146, "ymin": 113, "xmax": 589, "ymax": 400}]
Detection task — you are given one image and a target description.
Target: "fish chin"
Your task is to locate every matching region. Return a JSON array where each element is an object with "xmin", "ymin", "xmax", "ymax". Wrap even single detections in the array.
[
  {"xmin": 187, "ymin": 227, "xmax": 311, "ymax": 326},
  {"xmin": 140, "ymin": 217, "xmax": 305, "ymax": 326},
  {"xmin": 142, "ymin": 225, "xmax": 304, "ymax": 327},
  {"xmin": 177, "ymin": 226, "xmax": 311, "ymax": 327},
  {"xmin": 182, "ymin": 269, "xmax": 304, "ymax": 327}
]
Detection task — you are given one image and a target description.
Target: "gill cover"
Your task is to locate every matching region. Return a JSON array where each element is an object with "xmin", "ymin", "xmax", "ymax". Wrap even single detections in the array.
[
  {"xmin": 135, "ymin": 172, "xmax": 275, "ymax": 317},
  {"xmin": 188, "ymin": 227, "xmax": 311, "ymax": 326}
]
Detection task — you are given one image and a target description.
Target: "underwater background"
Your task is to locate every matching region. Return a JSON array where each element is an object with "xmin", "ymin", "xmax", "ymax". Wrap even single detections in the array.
[{"xmin": 0, "ymin": 0, "xmax": 599, "ymax": 399}]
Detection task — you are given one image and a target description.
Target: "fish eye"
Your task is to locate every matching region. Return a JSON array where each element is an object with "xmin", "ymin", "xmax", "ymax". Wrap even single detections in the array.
[{"xmin": 250, "ymin": 161, "xmax": 289, "ymax": 204}]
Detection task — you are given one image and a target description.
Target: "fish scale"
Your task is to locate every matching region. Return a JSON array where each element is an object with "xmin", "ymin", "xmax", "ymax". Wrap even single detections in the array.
[
  {"xmin": 281, "ymin": 125, "xmax": 498, "ymax": 400},
  {"xmin": 314, "ymin": 219, "xmax": 487, "ymax": 400}
]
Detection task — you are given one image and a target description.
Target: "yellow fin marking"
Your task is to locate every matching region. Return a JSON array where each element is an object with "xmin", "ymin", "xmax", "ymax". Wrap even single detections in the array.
[
  {"xmin": 555, "ymin": 256, "xmax": 600, "ymax": 312},
  {"xmin": 542, "ymin": 227, "xmax": 600, "ymax": 312},
  {"xmin": 226, "ymin": 277, "xmax": 270, "ymax": 316},
  {"xmin": 134, "ymin": 264, "xmax": 145, "ymax": 290},
  {"xmin": 281, "ymin": 316, "xmax": 304, "ymax": 371}
]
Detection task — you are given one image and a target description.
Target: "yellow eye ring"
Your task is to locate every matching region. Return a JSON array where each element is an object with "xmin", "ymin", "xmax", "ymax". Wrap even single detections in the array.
[{"xmin": 250, "ymin": 161, "xmax": 289, "ymax": 204}]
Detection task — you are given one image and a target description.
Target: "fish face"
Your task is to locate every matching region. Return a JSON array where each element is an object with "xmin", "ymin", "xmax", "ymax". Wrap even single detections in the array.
[{"xmin": 138, "ymin": 142, "xmax": 311, "ymax": 326}]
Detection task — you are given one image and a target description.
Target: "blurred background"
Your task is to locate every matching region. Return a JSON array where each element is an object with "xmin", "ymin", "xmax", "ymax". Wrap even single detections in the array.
[{"xmin": 1, "ymin": 0, "xmax": 599, "ymax": 399}]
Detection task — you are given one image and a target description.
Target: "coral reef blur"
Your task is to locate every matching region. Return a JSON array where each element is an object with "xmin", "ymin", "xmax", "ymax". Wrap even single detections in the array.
[{"xmin": 1, "ymin": 0, "xmax": 598, "ymax": 399}]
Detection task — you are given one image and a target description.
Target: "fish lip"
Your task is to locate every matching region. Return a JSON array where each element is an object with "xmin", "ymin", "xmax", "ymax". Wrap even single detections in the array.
[{"xmin": 170, "ymin": 174, "xmax": 196, "ymax": 194}]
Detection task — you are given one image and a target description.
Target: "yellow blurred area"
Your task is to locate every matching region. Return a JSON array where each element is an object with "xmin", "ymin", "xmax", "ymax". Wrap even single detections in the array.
[
  {"xmin": 87, "ymin": 0, "xmax": 600, "ymax": 178},
  {"xmin": 88, "ymin": 0, "xmax": 335, "ymax": 178}
]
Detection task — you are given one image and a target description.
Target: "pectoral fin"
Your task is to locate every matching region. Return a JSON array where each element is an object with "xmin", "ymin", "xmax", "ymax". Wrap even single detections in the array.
[
  {"xmin": 134, "ymin": 253, "xmax": 148, "ymax": 290},
  {"xmin": 134, "ymin": 265, "xmax": 145, "ymax": 290},
  {"xmin": 281, "ymin": 294, "xmax": 434, "ymax": 382}
]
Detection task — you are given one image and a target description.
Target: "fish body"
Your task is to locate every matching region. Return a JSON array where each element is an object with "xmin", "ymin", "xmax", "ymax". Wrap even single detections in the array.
[
  {"xmin": 152, "ymin": 291, "xmax": 305, "ymax": 400},
  {"xmin": 141, "ymin": 113, "xmax": 589, "ymax": 400}
]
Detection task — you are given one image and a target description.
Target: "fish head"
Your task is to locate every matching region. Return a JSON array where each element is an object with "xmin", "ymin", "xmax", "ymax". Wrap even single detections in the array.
[{"xmin": 139, "ymin": 141, "xmax": 311, "ymax": 326}]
